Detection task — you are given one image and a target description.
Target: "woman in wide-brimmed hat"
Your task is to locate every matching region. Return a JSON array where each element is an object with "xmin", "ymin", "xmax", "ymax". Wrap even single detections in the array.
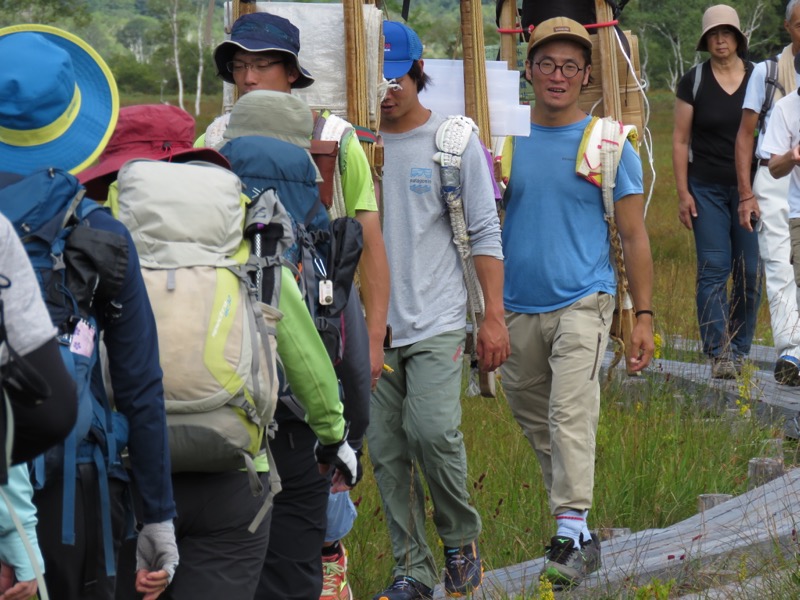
[{"xmin": 672, "ymin": 4, "xmax": 761, "ymax": 380}]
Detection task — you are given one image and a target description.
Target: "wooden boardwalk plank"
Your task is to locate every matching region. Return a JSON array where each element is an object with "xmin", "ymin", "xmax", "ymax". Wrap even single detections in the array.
[
  {"xmin": 431, "ymin": 469, "xmax": 800, "ymax": 598},
  {"xmin": 599, "ymin": 344, "xmax": 800, "ymax": 439}
]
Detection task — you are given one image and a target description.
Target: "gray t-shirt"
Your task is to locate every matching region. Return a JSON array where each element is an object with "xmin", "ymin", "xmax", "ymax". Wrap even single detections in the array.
[
  {"xmin": 0, "ymin": 212, "xmax": 56, "ymax": 362},
  {"xmin": 381, "ymin": 112, "xmax": 503, "ymax": 346}
]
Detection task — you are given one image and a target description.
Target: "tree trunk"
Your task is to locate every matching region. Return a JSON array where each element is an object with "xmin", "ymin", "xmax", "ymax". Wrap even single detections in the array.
[
  {"xmin": 171, "ymin": 0, "xmax": 184, "ymax": 110},
  {"xmin": 195, "ymin": 0, "xmax": 204, "ymax": 116}
]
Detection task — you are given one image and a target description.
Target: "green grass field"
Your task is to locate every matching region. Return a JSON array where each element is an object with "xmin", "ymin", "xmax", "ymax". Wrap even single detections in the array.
[{"xmin": 131, "ymin": 90, "xmax": 797, "ymax": 598}]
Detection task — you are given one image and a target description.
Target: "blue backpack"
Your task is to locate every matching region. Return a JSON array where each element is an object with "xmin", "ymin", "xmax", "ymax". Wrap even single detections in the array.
[
  {"xmin": 220, "ymin": 135, "xmax": 363, "ymax": 364},
  {"xmin": 0, "ymin": 168, "xmax": 130, "ymax": 577}
]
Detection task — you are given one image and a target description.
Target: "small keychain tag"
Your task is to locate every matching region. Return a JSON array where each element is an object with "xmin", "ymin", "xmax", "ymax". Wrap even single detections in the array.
[
  {"xmin": 69, "ymin": 318, "xmax": 96, "ymax": 358},
  {"xmin": 319, "ymin": 280, "xmax": 333, "ymax": 306}
]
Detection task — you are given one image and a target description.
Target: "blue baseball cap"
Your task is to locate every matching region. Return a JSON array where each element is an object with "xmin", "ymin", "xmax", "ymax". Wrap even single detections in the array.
[
  {"xmin": 214, "ymin": 12, "xmax": 314, "ymax": 88},
  {"xmin": 0, "ymin": 25, "xmax": 119, "ymax": 176},
  {"xmin": 383, "ymin": 21, "xmax": 423, "ymax": 80}
]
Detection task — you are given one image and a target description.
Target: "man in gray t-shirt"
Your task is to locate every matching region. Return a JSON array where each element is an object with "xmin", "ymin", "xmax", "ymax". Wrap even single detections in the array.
[{"xmin": 366, "ymin": 21, "xmax": 509, "ymax": 600}]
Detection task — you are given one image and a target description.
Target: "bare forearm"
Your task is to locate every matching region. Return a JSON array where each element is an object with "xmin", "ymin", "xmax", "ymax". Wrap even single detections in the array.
[
  {"xmin": 769, "ymin": 150, "xmax": 798, "ymax": 179},
  {"xmin": 621, "ymin": 232, "xmax": 653, "ymax": 317},
  {"xmin": 672, "ymin": 142, "xmax": 690, "ymax": 194},
  {"xmin": 735, "ymin": 124, "xmax": 756, "ymax": 196},
  {"xmin": 473, "ymin": 255, "xmax": 505, "ymax": 320},
  {"xmin": 615, "ymin": 195, "xmax": 653, "ymax": 316},
  {"xmin": 355, "ymin": 211, "xmax": 389, "ymax": 344}
]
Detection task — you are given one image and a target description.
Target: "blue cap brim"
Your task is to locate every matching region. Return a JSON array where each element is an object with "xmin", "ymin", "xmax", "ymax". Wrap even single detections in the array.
[
  {"xmin": 384, "ymin": 60, "xmax": 414, "ymax": 80},
  {"xmin": 0, "ymin": 25, "xmax": 119, "ymax": 176}
]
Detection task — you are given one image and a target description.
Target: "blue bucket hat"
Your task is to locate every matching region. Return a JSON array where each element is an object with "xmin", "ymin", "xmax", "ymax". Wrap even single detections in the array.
[
  {"xmin": 214, "ymin": 12, "xmax": 314, "ymax": 88},
  {"xmin": 0, "ymin": 25, "xmax": 119, "ymax": 176},
  {"xmin": 383, "ymin": 21, "xmax": 423, "ymax": 80}
]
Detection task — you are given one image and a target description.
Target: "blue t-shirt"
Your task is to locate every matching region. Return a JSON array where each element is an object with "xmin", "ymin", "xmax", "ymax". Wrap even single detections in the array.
[{"xmin": 502, "ymin": 116, "xmax": 643, "ymax": 313}]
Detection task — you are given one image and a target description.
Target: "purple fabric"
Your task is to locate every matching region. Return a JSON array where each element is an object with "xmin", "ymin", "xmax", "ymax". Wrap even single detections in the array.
[{"xmin": 480, "ymin": 141, "xmax": 502, "ymax": 200}]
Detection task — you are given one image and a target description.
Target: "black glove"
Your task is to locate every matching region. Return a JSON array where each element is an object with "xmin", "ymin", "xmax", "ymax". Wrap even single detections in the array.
[{"xmin": 314, "ymin": 438, "xmax": 363, "ymax": 488}]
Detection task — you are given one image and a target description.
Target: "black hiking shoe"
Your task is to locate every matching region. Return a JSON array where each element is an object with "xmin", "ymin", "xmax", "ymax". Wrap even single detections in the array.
[
  {"xmin": 372, "ymin": 576, "xmax": 433, "ymax": 600},
  {"xmin": 774, "ymin": 355, "xmax": 800, "ymax": 386},
  {"xmin": 540, "ymin": 532, "xmax": 601, "ymax": 590},
  {"xmin": 443, "ymin": 541, "xmax": 483, "ymax": 596}
]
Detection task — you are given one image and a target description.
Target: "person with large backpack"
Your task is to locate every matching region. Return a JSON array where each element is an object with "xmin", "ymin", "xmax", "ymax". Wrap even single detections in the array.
[
  {"xmin": 207, "ymin": 12, "xmax": 388, "ymax": 600},
  {"xmin": 1, "ymin": 215, "xmax": 78, "ymax": 471},
  {"xmin": 214, "ymin": 90, "xmax": 370, "ymax": 600},
  {"xmin": 1, "ymin": 209, "xmax": 81, "ymax": 600},
  {"xmin": 79, "ymin": 103, "xmax": 360, "ymax": 600},
  {"xmin": 0, "ymin": 25, "xmax": 180, "ymax": 600},
  {"xmin": 735, "ymin": 0, "xmax": 800, "ymax": 386}
]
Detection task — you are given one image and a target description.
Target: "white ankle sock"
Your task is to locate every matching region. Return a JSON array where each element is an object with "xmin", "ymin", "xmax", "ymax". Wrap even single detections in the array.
[{"xmin": 555, "ymin": 510, "xmax": 590, "ymax": 546}]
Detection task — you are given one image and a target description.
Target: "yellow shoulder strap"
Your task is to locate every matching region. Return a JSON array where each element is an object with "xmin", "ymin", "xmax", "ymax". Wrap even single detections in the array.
[
  {"xmin": 499, "ymin": 135, "xmax": 515, "ymax": 186},
  {"xmin": 576, "ymin": 116, "xmax": 638, "ymax": 188}
]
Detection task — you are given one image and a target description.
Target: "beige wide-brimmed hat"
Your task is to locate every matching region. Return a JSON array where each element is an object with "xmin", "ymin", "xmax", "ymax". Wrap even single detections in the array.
[{"xmin": 697, "ymin": 4, "xmax": 747, "ymax": 53}]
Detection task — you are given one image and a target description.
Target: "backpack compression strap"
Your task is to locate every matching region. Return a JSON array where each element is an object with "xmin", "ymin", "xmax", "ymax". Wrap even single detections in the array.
[
  {"xmin": 433, "ymin": 116, "xmax": 495, "ymax": 396},
  {"xmin": 598, "ymin": 117, "xmax": 637, "ymax": 377}
]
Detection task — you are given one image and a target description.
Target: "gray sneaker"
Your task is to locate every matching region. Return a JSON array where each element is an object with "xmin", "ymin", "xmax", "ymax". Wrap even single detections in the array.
[
  {"xmin": 711, "ymin": 356, "xmax": 737, "ymax": 379},
  {"xmin": 541, "ymin": 532, "xmax": 601, "ymax": 590}
]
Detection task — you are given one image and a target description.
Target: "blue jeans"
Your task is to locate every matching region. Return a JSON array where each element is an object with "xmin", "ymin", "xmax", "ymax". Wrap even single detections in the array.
[{"xmin": 690, "ymin": 177, "xmax": 762, "ymax": 357}]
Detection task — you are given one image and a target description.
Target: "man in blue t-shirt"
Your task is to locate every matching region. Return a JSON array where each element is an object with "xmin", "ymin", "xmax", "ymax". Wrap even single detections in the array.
[{"xmin": 499, "ymin": 17, "xmax": 654, "ymax": 590}]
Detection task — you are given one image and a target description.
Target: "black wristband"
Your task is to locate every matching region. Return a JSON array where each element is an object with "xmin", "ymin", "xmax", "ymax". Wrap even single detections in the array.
[
  {"xmin": 739, "ymin": 195, "xmax": 755, "ymax": 203},
  {"xmin": 635, "ymin": 309, "xmax": 654, "ymax": 318}
]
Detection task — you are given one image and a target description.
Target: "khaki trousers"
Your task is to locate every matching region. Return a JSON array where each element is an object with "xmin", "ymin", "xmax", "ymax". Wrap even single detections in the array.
[{"xmin": 500, "ymin": 292, "xmax": 614, "ymax": 516}]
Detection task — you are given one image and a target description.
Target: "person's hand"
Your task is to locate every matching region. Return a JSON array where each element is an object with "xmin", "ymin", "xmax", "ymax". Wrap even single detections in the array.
[
  {"xmin": 329, "ymin": 449, "xmax": 363, "ymax": 493},
  {"xmin": 136, "ymin": 521, "xmax": 179, "ymax": 599},
  {"xmin": 476, "ymin": 313, "xmax": 510, "ymax": 372},
  {"xmin": 627, "ymin": 318, "xmax": 655, "ymax": 372},
  {"xmin": 315, "ymin": 438, "xmax": 362, "ymax": 489},
  {"xmin": 0, "ymin": 563, "xmax": 37, "ymax": 600},
  {"xmin": 737, "ymin": 195, "xmax": 759, "ymax": 232},
  {"xmin": 677, "ymin": 190, "xmax": 697, "ymax": 230},
  {"xmin": 135, "ymin": 569, "xmax": 171, "ymax": 600}
]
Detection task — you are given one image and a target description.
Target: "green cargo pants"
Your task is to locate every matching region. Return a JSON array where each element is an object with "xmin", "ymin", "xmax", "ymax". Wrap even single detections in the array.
[{"xmin": 367, "ymin": 329, "xmax": 481, "ymax": 589}]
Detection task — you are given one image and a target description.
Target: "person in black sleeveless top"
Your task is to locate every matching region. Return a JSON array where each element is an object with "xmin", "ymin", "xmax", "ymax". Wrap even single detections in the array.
[{"xmin": 672, "ymin": 4, "xmax": 761, "ymax": 379}]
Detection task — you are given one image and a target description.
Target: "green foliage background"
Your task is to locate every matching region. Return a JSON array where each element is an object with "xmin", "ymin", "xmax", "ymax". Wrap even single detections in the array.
[{"xmin": 0, "ymin": 0, "xmax": 794, "ymax": 100}]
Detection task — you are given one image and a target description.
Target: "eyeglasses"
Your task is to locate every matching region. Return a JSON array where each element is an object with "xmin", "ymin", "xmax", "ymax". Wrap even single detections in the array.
[
  {"xmin": 226, "ymin": 59, "xmax": 286, "ymax": 74},
  {"xmin": 534, "ymin": 59, "xmax": 583, "ymax": 79}
]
